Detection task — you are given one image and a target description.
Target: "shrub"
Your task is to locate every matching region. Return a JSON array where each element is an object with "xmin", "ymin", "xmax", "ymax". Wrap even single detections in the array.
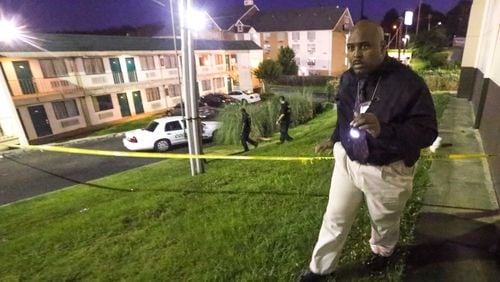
[
  {"xmin": 417, "ymin": 68, "xmax": 460, "ymax": 91},
  {"xmin": 214, "ymin": 95, "xmax": 313, "ymax": 145}
]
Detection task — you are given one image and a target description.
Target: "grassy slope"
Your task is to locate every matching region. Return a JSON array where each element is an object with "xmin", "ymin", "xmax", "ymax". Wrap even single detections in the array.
[{"xmin": 0, "ymin": 94, "xmax": 449, "ymax": 281}]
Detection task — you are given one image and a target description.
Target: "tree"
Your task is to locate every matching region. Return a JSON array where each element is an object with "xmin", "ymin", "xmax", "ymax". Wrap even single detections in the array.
[
  {"xmin": 380, "ymin": 8, "xmax": 401, "ymax": 48},
  {"xmin": 445, "ymin": 0, "xmax": 472, "ymax": 39},
  {"xmin": 277, "ymin": 46, "xmax": 298, "ymax": 75},
  {"xmin": 253, "ymin": 60, "xmax": 282, "ymax": 93}
]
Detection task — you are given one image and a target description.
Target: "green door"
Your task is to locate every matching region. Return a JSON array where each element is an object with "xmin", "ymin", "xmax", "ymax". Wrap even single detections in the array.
[
  {"xmin": 109, "ymin": 58, "xmax": 124, "ymax": 84},
  {"xmin": 117, "ymin": 93, "xmax": 131, "ymax": 117},
  {"xmin": 13, "ymin": 61, "xmax": 37, "ymax": 94},
  {"xmin": 28, "ymin": 105, "xmax": 52, "ymax": 137},
  {"xmin": 125, "ymin": 58, "xmax": 137, "ymax": 82},
  {"xmin": 132, "ymin": 91, "xmax": 144, "ymax": 114}
]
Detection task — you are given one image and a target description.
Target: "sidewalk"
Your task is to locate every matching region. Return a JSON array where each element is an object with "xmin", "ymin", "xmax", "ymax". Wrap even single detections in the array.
[{"xmin": 405, "ymin": 95, "xmax": 500, "ymax": 281}]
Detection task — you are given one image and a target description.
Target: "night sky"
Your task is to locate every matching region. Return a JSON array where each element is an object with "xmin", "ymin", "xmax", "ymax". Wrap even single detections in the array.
[{"xmin": 0, "ymin": 0, "xmax": 460, "ymax": 32}]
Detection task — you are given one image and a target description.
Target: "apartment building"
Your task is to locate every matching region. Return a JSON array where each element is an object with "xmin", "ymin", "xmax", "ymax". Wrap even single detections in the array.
[
  {"xmin": 0, "ymin": 33, "xmax": 262, "ymax": 145},
  {"xmin": 201, "ymin": 3, "xmax": 353, "ymax": 77}
]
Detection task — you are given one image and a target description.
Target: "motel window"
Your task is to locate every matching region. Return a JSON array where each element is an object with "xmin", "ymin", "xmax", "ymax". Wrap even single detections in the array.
[
  {"xmin": 167, "ymin": 84, "xmax": 181, "ymax": 97},
  {"xmin": 213, "ymin": 77, "xmax": 224, "ymax": 88},
  {"xmin": 140, "ymin": 56, "xmax": 156, "ymax": 70},
  {"xmin": 40, "ymin": 59, "xmax": 68, "ymax": 78},
  {"xmin": 161, "ymin": 55, "xmax": 178, "ymax": 69},
  {"xmin": 292, "ymin": 32, "xmax": 300, "ymax": 41},
  {"xmin": 215, "ymin": 55, "xmax": 223, "ymax": 65},
  {"xmin": 201, "ymin": 79, "xmax": 211, "ymax": 91},
  {"xmin": 292, "ymin": 44, "xmax": 300, "ymax": 53},
  {"xmin": 146, "ymin": 87, "xmax": 161, "ymax": 102},
  {"xmin": 92, "ymin": 94, "xmax": 113, "ymax": 112},
  {"xmin": 52, "ymin": 100, "xmax": 79, "ymax": 120},
  {"xmin": 198, "ymin": 54, "xmax": 210, "ymax": 66},
  {"xmin": 83, "ymin": 58, "xmax": 105, "ymax": 74}
]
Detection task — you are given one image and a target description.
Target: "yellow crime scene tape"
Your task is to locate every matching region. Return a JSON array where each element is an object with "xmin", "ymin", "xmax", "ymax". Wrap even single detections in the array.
[{"xmin": 7, "ymin": 144, "xmax": 495, "ymax": 162}]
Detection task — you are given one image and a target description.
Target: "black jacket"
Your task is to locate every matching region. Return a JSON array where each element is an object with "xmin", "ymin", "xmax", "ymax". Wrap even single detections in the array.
[{"xmin": 331, "ymin": 57, "xmax": 438, "ymax": 166}]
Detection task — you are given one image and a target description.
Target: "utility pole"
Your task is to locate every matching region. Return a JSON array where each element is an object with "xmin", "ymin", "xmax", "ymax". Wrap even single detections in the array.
[
  {"xmin": 416, "ymin": 0, "xmax": 422, "ymax": 36},
  {"xmin": 179, "ymin": 0, "xmax": 204, "ymax": 175}
]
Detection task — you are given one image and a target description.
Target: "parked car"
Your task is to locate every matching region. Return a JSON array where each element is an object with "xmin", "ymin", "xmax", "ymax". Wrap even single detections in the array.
[
  {"xmin": 200, "ymin": 93, "xmax": 239, "ymax": 107},
  {"xmin": 123, "ymin": 116, "xmax": 221, "ymax": 152},
  {"xmin": 227, "ymin": 90, "xmax": 261, "ymax": 104},
  {"xmin": 167, "ymin": 102, "xmax": 217, "ymax": 120}
]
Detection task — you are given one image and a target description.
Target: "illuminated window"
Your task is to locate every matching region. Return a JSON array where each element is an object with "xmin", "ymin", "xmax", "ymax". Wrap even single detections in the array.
[
  {"xmin": 215, "ymin": 54, "xmax": 224, "ymax": 65},
  {"xmin": 198, "ymin": 54, "xmax": 210, "ymax": 66}
]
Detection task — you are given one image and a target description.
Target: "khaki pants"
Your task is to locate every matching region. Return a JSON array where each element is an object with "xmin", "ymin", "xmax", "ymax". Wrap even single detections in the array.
[{"xmin": 309, "ymin": 142, "xmax": 415, "ymax": 274}]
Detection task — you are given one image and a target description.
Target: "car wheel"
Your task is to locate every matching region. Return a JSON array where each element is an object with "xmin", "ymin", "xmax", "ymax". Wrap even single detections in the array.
[
  {"xmin": 154, "ymin": 139, "xmax": 171, "ymax": 152},
  {"xmin": 241, "ymin": 99, "xmax": 248, "ymax": 104}
]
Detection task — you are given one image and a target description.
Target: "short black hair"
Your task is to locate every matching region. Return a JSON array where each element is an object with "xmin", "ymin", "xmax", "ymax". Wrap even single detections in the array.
[{"xmin": 279, "ymin": 96, "xmax": 285, "ymax": 101}]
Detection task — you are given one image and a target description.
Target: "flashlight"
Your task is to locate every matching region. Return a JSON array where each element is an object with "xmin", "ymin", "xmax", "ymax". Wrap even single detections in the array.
[{"xmin": 349, "ymin": 127, "xmax": 361, "ymax": 139}]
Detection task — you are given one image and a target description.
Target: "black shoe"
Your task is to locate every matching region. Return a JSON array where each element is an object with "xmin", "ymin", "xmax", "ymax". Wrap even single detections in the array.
[
  {"xmin": 364, "ymin": 253, "xmax": 390, "ymax": 272},
  {"xmin": 298, "ymin": 271, "xmax": 331, "ymax": 282}
]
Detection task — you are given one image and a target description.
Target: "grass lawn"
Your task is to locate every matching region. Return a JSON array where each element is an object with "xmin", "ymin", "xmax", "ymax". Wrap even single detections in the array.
[{"xmin": 0, "ymin": 94, "xmax": 450, "ymax": 281}]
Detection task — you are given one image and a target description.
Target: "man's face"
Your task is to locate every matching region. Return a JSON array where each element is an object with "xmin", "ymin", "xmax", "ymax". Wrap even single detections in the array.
[{"xmin": 347, "ymin": 27, "xmax": 386, "ymax": 75}]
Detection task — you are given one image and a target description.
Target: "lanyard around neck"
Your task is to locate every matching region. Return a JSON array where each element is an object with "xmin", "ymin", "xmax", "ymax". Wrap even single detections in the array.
[{"xmin": 355, "ymin": 76, "xmax": 381, "ymax": 113}]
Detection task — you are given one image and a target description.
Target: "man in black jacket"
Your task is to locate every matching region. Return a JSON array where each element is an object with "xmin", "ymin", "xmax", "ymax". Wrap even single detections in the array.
[
  {"xmin": 300, "ymin": 20, "xmax": 437, "ymax": 281},
  {"xmin": 240, "ymin": 108, "xmax": 258, "ymax": 152},
  {"xmin": 276, "ymin": 96, "xmax": 293, "ymax": 144}
]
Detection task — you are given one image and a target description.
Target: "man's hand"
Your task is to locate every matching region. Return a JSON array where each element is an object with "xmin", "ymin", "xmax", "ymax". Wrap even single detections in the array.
[
  {"xmin": 350, "ymin": 112, "xmax": 381, "ymax": 138},
  {"xmin": 315, "ymin": 139, "xmax": 333, "ymax": 153}
]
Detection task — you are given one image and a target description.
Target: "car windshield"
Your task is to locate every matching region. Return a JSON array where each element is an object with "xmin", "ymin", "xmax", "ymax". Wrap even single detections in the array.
[{"xmin": 144, "ymin": 121, "xmax": 159, "ymax": 132}]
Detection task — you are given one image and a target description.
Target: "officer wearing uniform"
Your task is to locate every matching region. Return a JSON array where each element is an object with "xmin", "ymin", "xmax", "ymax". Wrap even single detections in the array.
[
  {"xmin": 240, "ymin": 108, "xmax": 258, "ymax": 152},
  {"xmin": 276, "ymin": 96, "xmax": 293, "ymax": 144},
  {"xmin": 300, "ymin": 20, "xmax": 437, "ymax": 281}
]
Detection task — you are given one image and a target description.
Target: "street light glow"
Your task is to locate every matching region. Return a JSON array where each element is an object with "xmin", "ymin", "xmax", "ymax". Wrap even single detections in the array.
[
  {"xmin": 0, "ymin": 17, "xmax": 25, "ymax": 43},
  {"xmin": 184, "ymin": 9, "xmax": 207, "ymax": 31}
]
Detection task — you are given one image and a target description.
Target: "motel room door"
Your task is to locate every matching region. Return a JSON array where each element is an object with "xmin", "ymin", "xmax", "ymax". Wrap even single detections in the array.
[
  {"xmin": 13, "ymin": 61, "xmax": 37, "ymax": 94},
  {"xmin": 132, "ymin": 91, "xmax": 144, "ymax": 114},
  {"xmin": 28, "ymin": 105, "xmax": 52, "ymax": 137},
  {"xmin": 117, "ymin": 93, "xmax": 131, "ymax": 117}
]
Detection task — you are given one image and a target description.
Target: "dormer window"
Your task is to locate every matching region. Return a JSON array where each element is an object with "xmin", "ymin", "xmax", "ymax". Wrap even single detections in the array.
[{"xmin": 236, "ymin": 23, "xmax": 244, "ymax": 33}]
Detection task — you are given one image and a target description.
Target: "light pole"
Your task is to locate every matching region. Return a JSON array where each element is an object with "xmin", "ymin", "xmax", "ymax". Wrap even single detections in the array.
[
  {"xmin": 0, "ymin": 17, "xmax": 29, "ymax": 145},
  {"xmin": 178, "ymin": 0, "xmax": 205, "ymax": 175}
]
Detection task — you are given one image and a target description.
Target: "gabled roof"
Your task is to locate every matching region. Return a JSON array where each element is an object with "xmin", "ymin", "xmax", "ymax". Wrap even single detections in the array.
[
  {"xmin": 208, "ymin": 5, "xmax": 258, "ymax": 30},
  {"xmin": 0, "ymin": 33, "xmax": 261, "ymax": 54},
  {"xmin": 244, "ymin": 6, "xmax": 347, "ymax": 32}
]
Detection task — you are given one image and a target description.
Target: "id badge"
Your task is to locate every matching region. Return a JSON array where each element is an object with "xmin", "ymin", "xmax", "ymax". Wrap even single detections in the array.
[{"xmin": 360, "ymin": 101, "xmax": 371, "ymax": 113}]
